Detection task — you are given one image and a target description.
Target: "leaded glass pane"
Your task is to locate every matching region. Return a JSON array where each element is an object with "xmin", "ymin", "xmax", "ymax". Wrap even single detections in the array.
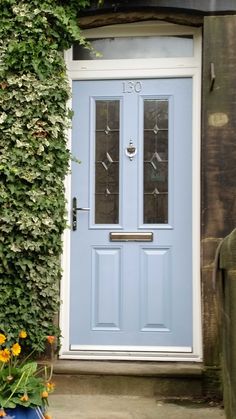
[
  {"xmin": 95, "ymin": 100, "xmax": 119, "ymax": 224},
  {"xmin": 95, "ymin": 132, "xmax": 119, "ymax": 161},
  {"xmin": 143, "ymin": 99, "xmax": 168, "ymax": 224},
  {"xmin": 144, "ymin": 100, "xmax": 168, "ymax": 129},
  {"xmin": 144, "ymin": 194, "xmax": 168, "ymax": 224},
  {"xmin": 144, "ymin": 131, "xmax": 168, "ymax": 162}
]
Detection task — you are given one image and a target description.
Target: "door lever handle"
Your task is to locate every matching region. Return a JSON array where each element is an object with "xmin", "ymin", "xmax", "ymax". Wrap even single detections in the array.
[{"xmin": 72, "ymin": 197, "xmax": 90, "ymax": 231}]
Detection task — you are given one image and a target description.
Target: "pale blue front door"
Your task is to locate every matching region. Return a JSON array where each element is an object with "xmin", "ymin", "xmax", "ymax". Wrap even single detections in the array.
[{"xmin": 70, "ymin": 78, "xmax": 193, "ymax": 352}]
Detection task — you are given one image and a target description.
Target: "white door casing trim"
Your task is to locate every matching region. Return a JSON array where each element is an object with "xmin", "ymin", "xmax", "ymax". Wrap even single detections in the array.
[{"xmin": 60, "ymin": 22, "xmax": 202, "ymax": 361}]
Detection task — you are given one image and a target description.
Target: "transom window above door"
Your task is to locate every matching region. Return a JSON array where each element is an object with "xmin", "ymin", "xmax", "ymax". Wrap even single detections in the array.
[
  {"xmin": 65, "ymin": 21, "xmax": 201, "ymax": 71},
  {"xmin": 73, "ymin": 35, "xmax": 194, "ymax": 60}
]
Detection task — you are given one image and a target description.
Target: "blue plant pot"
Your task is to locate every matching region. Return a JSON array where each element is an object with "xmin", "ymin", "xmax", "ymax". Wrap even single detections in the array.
[{"xmin": 5, "ymin": 407, "xmax": 43, "ymax": 419}]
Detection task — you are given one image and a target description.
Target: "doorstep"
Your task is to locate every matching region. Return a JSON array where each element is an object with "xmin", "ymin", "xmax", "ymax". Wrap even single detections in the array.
[{"xmin": 52, "ymin": 361, "xmax": 204, "ymax": 399}]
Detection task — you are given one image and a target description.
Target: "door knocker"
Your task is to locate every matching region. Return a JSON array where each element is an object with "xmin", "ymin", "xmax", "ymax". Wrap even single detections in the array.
[{"xmin": 125, "ymin": 140, "xmax": 137, "ymax": 161}]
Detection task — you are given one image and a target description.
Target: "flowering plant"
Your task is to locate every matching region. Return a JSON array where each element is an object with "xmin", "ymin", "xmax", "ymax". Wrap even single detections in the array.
[{"xmin": 0, "ymin": 331, "xmax": 55, "ymax": 418}]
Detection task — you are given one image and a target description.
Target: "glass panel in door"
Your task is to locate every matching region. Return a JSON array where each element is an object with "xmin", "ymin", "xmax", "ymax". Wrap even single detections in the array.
[
  {"xmin": 95, "ymin": 100, "xmax": 120, "ymax": 224},
  {"xmin": 143, "ymin": 99, "xmax": 169, "ymax": 224}
]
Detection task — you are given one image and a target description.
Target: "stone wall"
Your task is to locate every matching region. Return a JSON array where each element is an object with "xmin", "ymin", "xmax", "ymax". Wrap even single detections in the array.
[{"xmin": 219, "ymin": 229, "xmax": 236, "ymax": 418}]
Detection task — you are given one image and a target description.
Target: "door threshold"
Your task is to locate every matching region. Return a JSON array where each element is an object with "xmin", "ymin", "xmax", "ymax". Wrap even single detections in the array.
[{"xmin": 60, "ymin": 349, "xmax": 201, "ymax": 362}]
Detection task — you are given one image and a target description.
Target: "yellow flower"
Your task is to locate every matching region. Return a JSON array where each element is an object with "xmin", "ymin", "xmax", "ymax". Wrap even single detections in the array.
[
  {"xmin": 0, "ymin": 409, "xmax": 6, "ymax": 417},
  {"xmin": 20, "ymin": 393, "xmax": 29, "ymax": 402},
  {"xmin": 19, "ymin": 330, "xmax": 27, "ymax": 339},
  {"xmin": 0, "ymin": 334, "xmax": 6, "ymax": 345},
  {"xmin": 0, "ymin": 348, "xmax": 10, "ymax": 363},
  {"xmin": 41, "ymin": 390, "xmax": 49, "ymax": 399},
  {"xmin": 46, "ymin": 381, "xmax": 55, "ymax": 392},
  {"xmin": 44, "ymin": 414, "xmax": 52, "ymax": 419},
  {"xmin": 11, "ymin": 343, "xmax": 21, "ymax": 356}
]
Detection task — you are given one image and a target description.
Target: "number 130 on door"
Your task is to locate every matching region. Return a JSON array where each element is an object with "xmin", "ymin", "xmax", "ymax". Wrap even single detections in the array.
[{"xmin": 122, "ymin": 81, "xmax": 142, "ymax": 93}]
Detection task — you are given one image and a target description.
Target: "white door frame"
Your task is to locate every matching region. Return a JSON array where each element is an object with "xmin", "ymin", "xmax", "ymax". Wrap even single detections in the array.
[{"xmin": 60, "ymin": 22, "xmax": 202, "ymax": 361}]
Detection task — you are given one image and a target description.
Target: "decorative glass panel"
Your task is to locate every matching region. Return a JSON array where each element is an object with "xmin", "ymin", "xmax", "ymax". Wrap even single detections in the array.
[
  {"xmin": 95, "ymin": 100, "xmax": 119, "ymax": 224},
  {"xmin": 73, "ymin": 36, "xmax": 194, "ymax": 60},
  {"xmin": 143, "ymin": 99, "xmax": 168, "ymax": 224}
]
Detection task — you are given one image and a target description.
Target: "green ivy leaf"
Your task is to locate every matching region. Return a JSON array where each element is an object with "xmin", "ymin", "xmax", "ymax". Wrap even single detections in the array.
[{"xmin": 0, "ymin": 0, "xmax": 91, "ymax": 351}]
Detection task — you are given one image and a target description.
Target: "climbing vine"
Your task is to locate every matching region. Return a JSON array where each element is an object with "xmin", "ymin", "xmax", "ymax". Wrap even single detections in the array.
[{"xmin": 0, "ymin": 0, "xmax": 90, "ymax": 351}]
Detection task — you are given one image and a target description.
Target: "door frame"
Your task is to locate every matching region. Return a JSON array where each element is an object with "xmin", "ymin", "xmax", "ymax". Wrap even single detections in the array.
[{"xmin": 60, "ymin": 21, "xmax": 202, "ymax": 361}]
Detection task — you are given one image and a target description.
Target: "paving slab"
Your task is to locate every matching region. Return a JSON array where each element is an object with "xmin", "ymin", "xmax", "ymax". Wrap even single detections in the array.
[{"xmin": 48, "ymin": 395, "xmax": 225, "ymax": 419}]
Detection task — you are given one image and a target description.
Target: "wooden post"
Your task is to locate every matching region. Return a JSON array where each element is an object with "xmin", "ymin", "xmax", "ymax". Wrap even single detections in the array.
[{"xmin": 202, "ymin": 15, "xmax": 236, "ymax": 396}]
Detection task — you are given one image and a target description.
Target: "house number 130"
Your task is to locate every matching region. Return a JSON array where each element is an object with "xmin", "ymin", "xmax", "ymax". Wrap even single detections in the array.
[{"xmin": 122, "ymin": 81, "xmax": 142, "ymax": 93}]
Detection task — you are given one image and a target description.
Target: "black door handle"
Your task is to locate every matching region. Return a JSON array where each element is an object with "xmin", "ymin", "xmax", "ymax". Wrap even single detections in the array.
[{"xmin": 72, "ymin": 197, "xmax": 90, "ymax": 231}]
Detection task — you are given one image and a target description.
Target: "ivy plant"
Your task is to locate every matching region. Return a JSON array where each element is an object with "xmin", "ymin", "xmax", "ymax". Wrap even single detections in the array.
[{"xmin": 0, "ymin": 0, "xmax": 90, "ymax": 351}]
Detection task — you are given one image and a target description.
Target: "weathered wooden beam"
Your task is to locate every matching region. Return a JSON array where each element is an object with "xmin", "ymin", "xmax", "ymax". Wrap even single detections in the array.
[
  {"xmin": 202, "ymin": 15, "xmax": 236, "ymax": 243},
  {"xmin": 201, "ymin": 15, "xmax": 236, "ymax": 378},
  {"xmin": 79, "ymin": 11, "xmax": 203, "ymax": 29}
]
